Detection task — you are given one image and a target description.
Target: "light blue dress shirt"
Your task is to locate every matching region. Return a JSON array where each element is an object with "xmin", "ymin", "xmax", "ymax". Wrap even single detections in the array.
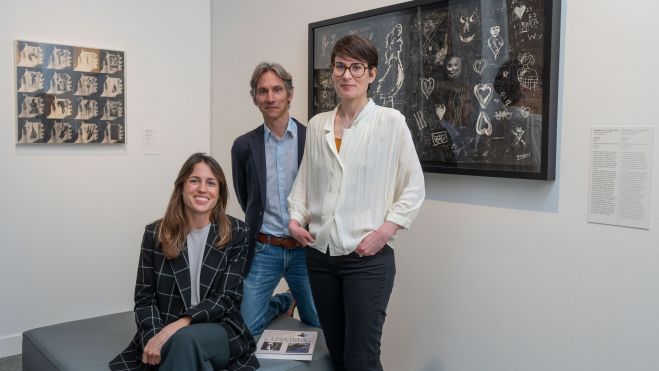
[{"xmin": 261, "ymin": 118, "xmax": 298, "ymax": 237}]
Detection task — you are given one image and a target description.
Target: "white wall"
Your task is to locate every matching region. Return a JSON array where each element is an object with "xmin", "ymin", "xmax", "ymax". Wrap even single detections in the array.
[
  {"xmin": 211, "ymin": 1, "xmax": 659, "ymax": 370},
  {"xmin": 0, "ymin": 0, "xmax": 210, "ymax": 357}
]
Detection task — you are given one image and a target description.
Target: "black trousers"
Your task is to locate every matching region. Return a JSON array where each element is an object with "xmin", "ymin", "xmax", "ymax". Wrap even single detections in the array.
[
  {"xmin": 306, "ymin": 245, "xmax": 395, "ymax": 371},
  {"xmin": 158, "ymin": 323, "xmax": 230, "ymax": 371}
]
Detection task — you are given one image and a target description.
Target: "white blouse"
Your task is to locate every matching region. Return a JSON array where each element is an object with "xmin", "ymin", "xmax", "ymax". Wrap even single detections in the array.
[{"xmin": 288, "ymin": 99, "xmax": 425, "ymax": 256}]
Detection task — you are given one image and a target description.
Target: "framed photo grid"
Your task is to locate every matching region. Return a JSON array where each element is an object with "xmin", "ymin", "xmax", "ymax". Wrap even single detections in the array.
[
  {"xmin": 309, "ymin": 0, "xmax": 560, "ymax": 179},
  {"xmin": 15, "ymin": 40, "xmax": 125, "ymax": 144}
]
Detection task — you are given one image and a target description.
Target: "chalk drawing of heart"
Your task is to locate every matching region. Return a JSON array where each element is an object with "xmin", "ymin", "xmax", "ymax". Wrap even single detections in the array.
[
  {"xmin": 420, "ymin": 78, "xmax": 435, "ymax": 100},
  {"xmin": 521, "ymin": 106, "xmax": 531, "ymax": 118},
  {"xmin": 435, "ymin": 104, "xmax": 446, "ymax": 120},
  {"xmin": 472, "ymin": 59, "xmax": 488, "ymax": 76},
  {"xmin": 513, "ymin": 5, "xmax": 526, "ymax": 19},
  {"xmin": 475, "ymin": 111, "xmax": 492, "ymax": 136},
  {"xmin": 474, "ymin": 83, "xmax": 493, "ymax": 109}
]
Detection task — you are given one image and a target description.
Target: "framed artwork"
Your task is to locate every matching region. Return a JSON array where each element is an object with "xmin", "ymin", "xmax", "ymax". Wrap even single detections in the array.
[
  {"xmin": 309, "ymin": 0, "xmax": 560, "ymax": 179},
  {"xmin": 15, "ymin": 40, "xmax": 125, "ymax": 144}
]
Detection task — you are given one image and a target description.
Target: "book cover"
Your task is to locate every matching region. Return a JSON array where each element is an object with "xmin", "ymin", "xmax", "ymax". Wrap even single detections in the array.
[{"xmin": 255, "ymin": 329, "xmax": 318, "ymax": 361}]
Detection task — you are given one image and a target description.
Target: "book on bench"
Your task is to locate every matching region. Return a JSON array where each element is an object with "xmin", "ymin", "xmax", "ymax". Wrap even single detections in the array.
[{"xmin": 255, "ymin": 329, "xmax": 318, "ymax": 361}]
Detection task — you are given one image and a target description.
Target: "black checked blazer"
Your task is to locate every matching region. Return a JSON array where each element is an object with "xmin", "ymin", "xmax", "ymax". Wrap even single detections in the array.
[
  {"xmin": 109, "ymin": 217, "xmax": 259, "ymax": 371},
  {"xmin": 231, "ymin": 118, "xmax": 306, "ymax": 273}
]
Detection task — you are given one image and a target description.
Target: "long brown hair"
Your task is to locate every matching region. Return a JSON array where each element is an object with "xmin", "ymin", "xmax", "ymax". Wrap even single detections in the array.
[{"xmin": 158, "ymin": 153, "xmax": 231, "ymax": 259}]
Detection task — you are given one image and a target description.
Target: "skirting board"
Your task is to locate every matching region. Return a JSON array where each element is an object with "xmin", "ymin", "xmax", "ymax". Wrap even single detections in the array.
[{"xmin": 0, "ymin": 334, "xmax": 21, "ymax": 358}]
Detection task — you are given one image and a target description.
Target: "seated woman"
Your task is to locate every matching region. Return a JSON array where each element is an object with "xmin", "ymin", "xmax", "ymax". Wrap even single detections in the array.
[{"xmin": 110, "ymin": 153, "xmax": 259, "ymax": 371}]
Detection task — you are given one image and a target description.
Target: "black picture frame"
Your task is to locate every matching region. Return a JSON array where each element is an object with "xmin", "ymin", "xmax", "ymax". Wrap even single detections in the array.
[{"xmin": 309, "ymin": 0, "xmax": 560, "ymax": 179}]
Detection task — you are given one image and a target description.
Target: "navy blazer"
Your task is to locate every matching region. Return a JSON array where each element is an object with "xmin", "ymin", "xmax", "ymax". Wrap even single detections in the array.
[
  {"xmin": 230, "ymin": 118, "xmax": 306, "ymax": 272},
  {"xmin": 109, "ymin": 217, "xmax": 259, "ymax": 371}
]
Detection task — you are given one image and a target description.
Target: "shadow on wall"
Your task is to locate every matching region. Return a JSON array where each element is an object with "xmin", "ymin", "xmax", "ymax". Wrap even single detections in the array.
[
  {"xmin": 424, "ymin": 172, "xmax": 559, "ymax": 213},
  {"xmin": 421, "ymin": 356, "xmax": 445, "ymax": 371}
]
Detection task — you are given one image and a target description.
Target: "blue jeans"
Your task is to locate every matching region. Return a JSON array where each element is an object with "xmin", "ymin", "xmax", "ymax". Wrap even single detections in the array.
[{"xmin": 241, "ymin": 242, "xmax": 320, "ymax": 336}]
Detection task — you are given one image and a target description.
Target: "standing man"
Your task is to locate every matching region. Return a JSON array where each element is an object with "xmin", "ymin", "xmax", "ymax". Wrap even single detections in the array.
[{"xmin": 231, "ymin": 62, "xmax": 320, "ymax": 336}]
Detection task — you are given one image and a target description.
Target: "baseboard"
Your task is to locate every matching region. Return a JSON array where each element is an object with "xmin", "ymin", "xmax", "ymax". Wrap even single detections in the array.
[{"xmin": 0, "ymin": 333, "xmax": 22, "ymax": 358}]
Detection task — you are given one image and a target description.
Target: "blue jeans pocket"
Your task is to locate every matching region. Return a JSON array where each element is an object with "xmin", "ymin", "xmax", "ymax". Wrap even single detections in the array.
[{"xmin": 254, "ymin": 241, "xmax": 267, "ymax": 254}]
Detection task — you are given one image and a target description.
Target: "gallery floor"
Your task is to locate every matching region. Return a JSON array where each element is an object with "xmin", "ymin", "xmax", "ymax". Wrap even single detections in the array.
[{"xmin": 0, "ymin": 354, "xmax": 21, "ymax": 371}]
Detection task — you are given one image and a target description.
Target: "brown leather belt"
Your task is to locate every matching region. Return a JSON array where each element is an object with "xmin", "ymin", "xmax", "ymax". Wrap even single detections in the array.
[{"xmin": 256, "ymin": 233, "xmax": 300, "ymax": 249}]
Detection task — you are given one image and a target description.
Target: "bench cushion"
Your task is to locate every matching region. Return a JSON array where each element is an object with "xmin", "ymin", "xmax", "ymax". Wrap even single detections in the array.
[
  {"xmin": 23, "ymin": 312, "xmax": 332, "ymax": 371},
  {"xmin": 23, "ymin": 312, "xmax": 134, "ymax": 371}
]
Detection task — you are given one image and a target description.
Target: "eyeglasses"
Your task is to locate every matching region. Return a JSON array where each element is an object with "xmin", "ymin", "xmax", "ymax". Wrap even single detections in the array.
[{"xmin": 332, "ymin": 62, "xmax": 369, "ymax": 78}]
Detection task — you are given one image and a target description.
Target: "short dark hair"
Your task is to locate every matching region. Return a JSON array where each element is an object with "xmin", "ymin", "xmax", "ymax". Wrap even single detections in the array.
[{"xmin": 330, "ymin": 35, "xmax": 378, "ymax": 68}]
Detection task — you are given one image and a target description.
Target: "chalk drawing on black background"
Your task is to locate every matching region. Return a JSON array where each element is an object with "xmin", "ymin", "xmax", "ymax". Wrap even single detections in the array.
[
  {"xmin": 321, "ymin": 34, "xmax": 335, "ymax": 57},
  {"xmin": 494, "ymin": 109, "xmax": 512, "ymax": 120},
  {"xmin": 511, "ymin": 0, "xmax": 542, "ymax": 42},
  {"xmin": 512, "ymin": 125, "xmax": 526, "ymax": 146},
  {"xmin": 375, "ymin": 24, "xmax": 405, "ymax": 107},
  {"xmin": 414, "ymin": 111, "xmax": 428, "ymax": 130},
  {"xmin": 310, "ymin": 0, "xmax": 555, "ymax": 177},
  {"xmin": 420, "ymin": 77, "xmax": 435, "ymax": 100},
  {"xmin": 520, "ymin": 106, "xmax": 531, "ymax": 118},
  {"xmin": 475, "ymin": 111, "xmax": 493, "ymax": 136},
  {"xmin": 431, "ymin": 131, "xmax": 448, "ymax": 146},
  {"xmin": 487, "ymin": 26, "xmax": 504, "ymax": 59},
  {"xmin": 474, "ymin": 83, "xmax": 494, "ymax": 109},
  {"xmin": 457, "ymin": 8, "xmax": 479, "ymax": 43},
  {"xmin": 435, "ymin": 104, "xmax": 446, "ymax": 121},
  {"xmin": 446, "ymin": 56, "xmax": 463, "ymax": 79},
  {"xmin": 419, "ymin": 12, "xmax": 449, "ymax": 64},
  {"xmin": 472, "ymin": 59, "xmax": 488, "ymax": 76},
  {"xmin": 449, "ymin": 88, "xmax": 466, "ymax": 128},
  {"xmin": 517, "ymin": 52, "xmax": 539, "ymax": 90}
]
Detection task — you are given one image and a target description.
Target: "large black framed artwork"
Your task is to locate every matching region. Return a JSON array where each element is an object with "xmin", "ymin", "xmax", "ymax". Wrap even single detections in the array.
[{"xmin": 309, "ymin": 0, "xmax": 560, "ymax": 179}]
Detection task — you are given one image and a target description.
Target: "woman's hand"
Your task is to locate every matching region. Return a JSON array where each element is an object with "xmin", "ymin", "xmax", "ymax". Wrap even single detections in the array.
[
  {"xmin": 142, "ymin": 316, "xmax": 191, "ymax": 365},
  {"xmin": 355, "ymin": 221, "xmax": 401, "ymax": 257},
  {"xmin": 288, "ymin": 220, "xmax": 315, "ymax": 246}
]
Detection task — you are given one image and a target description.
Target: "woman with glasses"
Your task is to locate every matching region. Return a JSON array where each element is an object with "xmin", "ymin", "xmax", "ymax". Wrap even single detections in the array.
[
  {"xmin": 288, "ymin": 35, "xmax": 425, "ymax": 371},
  {"xmin": 110, "ymin": 153, "xmax": 259, "ymax": 371}
]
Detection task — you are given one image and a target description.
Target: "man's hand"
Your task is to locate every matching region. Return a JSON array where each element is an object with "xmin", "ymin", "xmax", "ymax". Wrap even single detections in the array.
[{"xmin": 288, "ymin": 220, "xmax": 315, "ymax": 246}]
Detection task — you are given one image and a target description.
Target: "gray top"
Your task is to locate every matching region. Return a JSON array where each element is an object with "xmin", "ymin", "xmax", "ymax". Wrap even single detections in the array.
[{"xmin": 186, "ymin": 224, "xmax": 210, "ymax": 306}]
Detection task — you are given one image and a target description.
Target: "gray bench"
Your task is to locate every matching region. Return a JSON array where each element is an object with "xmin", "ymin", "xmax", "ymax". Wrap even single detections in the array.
[{"xmin": 22, "ymin": 312, "xmax": 332, "ymax": 370}]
